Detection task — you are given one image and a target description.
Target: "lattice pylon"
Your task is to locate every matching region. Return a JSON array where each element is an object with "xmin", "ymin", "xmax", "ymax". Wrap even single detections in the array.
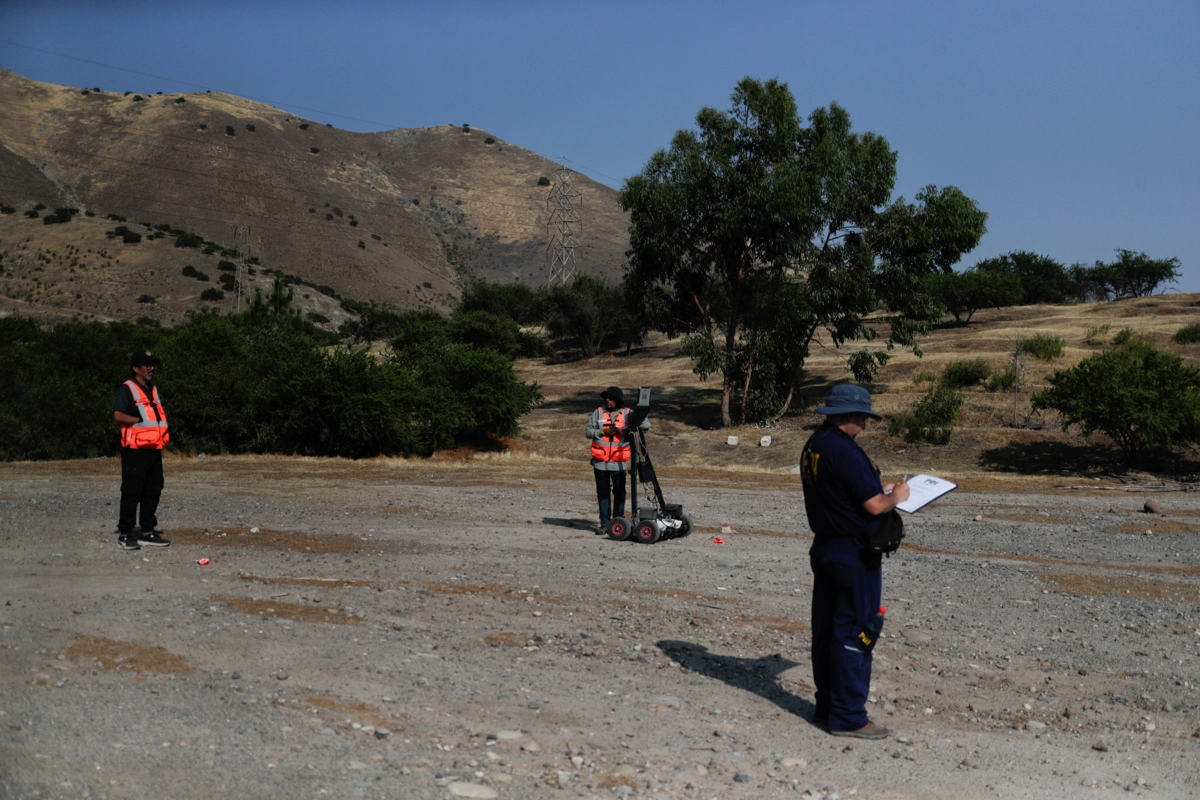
[{"xmin": 547, "ymin": 164, "xmax": 582, "ymax": 285}]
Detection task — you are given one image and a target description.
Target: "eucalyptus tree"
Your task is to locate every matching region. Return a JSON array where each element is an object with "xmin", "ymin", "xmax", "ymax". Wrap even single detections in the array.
[{"xmin": 620, "ymin": 78, "xmax": 988, "ymax": 425}]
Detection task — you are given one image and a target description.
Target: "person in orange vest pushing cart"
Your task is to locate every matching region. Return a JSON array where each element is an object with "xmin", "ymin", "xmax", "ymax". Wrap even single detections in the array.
[
  {"xmin": 586, "ymin": 386, "xmax": 649, "ymax": 535},
  {"xmin": 112, "ymin": 350, "xmax": 171, "ymax": 551}
]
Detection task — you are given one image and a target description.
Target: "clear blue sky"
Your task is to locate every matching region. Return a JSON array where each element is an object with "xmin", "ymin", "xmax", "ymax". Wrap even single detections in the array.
[{"xmin": 2, "ymin": 1, "xmax": 1197, "ymax": 290}]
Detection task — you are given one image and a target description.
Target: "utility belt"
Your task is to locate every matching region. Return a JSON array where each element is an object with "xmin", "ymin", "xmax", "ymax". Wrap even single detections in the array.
[{"xmin": 828, "ymin": 507, "xmax": 905, "ymax": 568}]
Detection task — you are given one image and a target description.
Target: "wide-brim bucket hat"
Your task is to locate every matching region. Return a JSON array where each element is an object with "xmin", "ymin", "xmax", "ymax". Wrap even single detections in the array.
[
  {"xmin": 814, "ymin": 384, "xmax": 881, "ymax": 419},
  {"xmin": 600, "ymin": 386, "xmax": 625, "ymax": 404}
]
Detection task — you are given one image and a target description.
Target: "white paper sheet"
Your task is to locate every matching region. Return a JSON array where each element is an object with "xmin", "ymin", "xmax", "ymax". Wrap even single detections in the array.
[{"xmin": 895, "ymin": 473, "xmax": 957, "ymax": 513}]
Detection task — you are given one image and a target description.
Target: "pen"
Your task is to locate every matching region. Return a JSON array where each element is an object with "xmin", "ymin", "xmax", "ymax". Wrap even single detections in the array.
[{"xmin": 902, "ymin": 474, "xmax": 908, "ymax": 483}]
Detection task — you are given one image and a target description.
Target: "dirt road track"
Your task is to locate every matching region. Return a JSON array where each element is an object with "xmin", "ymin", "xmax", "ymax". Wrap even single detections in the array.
[{"xmin": 2, "ymin": 455, "xmax": 1198, "ymax": 799}]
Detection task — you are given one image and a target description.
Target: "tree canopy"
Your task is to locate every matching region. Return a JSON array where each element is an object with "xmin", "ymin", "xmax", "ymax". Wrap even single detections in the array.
[{"xmin": 619, "ymin": 77, "xmax": 987, "ymax": 425}]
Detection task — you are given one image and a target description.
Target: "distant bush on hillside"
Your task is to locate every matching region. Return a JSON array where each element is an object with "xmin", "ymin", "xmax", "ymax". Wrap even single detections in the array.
[
  {"xmin": 175, "ymin": 97, "xmax": 186, "ymax": 104},
  {"xmin": 985, "ymin": 366, "xmax": 1019, "ymax": 393},
  {"xmin": 174, "ymin": 232, "xmax": 204, "ymax": 248},
  {"xmin": 105, "ymin": 213, "xmax": 126, "ymax": 222},
  {"xmin": 107, "ymin": 226, "xmax": 142, "ymax": 244},
  {"xmin": 1033, "ymin": 341, "xmax": 1200, "ymax": 465},
  {"xmin": 1172, "ymin": 324, "xmax": 1200, "ymax": 345},
  {"xmin": 0, "ymin": 204, "xmax": 15, "ymax": 215},
  {"xmin": 1019, "ymin": 334, "xmax": 1065, "ymax": 360},
  {"xmin": 181, "ymin": 265, "xmax": 209, "ymax": 281},
  {"xmin": 200, "ymin": 288, "xmax": 225, "ymax": 301},
  {"xmin": 357, "ymin": 241, "xmax": 366, "ymax": 249},
  {"xmin": 42, "ymin": 208, "xmax": 79, "ymax": 225},
  {"xmin": 24, "ymin": 209, "xmax": 38, "ymax": 218},
  {"xmin": 485, "ymin": 137, "xmax": 495, "ymax": 144},
  {"xmin": 225, "ymin": 126, "xmax": 235, "ymax": 136},
  {"xmin": 1112, "ymin": 328, "xmax": 1136, "ymax": 346},
  {"xmin": 245, "ymin": 124, "xmax": 256, "ymax": 132},
  {"xmin": 940, "ymin": 358, "xmax": 992, "ymax": 389},
  {"xmin": 537, "ymin": 176, "xmax": 551, "ymax": 186},
  {"xmin": 217, "ymin": 260, "xmax": 236, "ymax": 272},
  {"xmin": 299, "ymin": 123, "xmax": 309, "ymax": 130},
  {"xmin": 310, "ymin": 147, "xmax": 320, "ymax": 154},
  {"xmin": 136, "ymin": 295, "xmax": 155, "ymax": 304},
  {"xmin": 306, "ymin": 312, "xmax": 329, "ymax": 324},
  {"xmin": 887, "ymin": 386, "xmax": 963, "ymax": 445}
]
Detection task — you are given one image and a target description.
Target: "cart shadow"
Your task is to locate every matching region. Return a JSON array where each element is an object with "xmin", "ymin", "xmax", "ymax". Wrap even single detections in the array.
[
  {"xmin": 542, "ymin": 517, "xmax": 598, "ymax": 532},
  {"xmin": 656, "ymin": 640, "xmax": 819, "ymax": 726}
]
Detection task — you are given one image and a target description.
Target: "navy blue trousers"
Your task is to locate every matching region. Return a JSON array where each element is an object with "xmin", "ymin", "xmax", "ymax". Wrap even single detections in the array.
[
  {"xmin": 810, "ymin": 540, "xmax": 882, "ymax": 732},
  {"xmin": 593, "ymin": 468, "xmax": 626, "ymax": 526}
]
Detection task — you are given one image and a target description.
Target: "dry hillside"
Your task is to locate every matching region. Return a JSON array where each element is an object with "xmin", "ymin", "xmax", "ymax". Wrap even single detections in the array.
[
  {"xmin": 517, "ymin": 293, "xmax": 1200, "ymax": 482},
  {"xmin": 0, "ymin": 69, "xmax": 629, "ymax": 322}
]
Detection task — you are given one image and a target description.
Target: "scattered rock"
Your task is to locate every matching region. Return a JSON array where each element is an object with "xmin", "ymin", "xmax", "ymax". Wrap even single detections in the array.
[
  {"xmin": 494, "ymin": 730, "xmax": 522, "ymax": 741},
  {"xmin": 901, "ymin": 629, "xmax": 932, "ymax": 644},
  {"xmin": 781, "ymin": 758, "xmax": 807, "ymax": 768},
  {"xmin": 1092, "ymin": 740, "xmax": 1109, "ymax": 752},
  {"xmin": 520, "ymin": 740, "xmax": 541, "ymax": 752},
  {"xmin": 733, "ymin": 773, "xmax": 750, "ymax": 783},
  {"xmin": 1143, "ymin": 499, "xmax": 1162, "ymax": 514},
  {"xmin": 347, "ymin": 760, "xmax": 367, "ymax": 770},
  {"xmin": 447, "ymin": 783, "xmax": 498, "ymax": 799},
  {"xmin": 1025, "ymin": 720, "xmax": 1046, "ymax": 730}
]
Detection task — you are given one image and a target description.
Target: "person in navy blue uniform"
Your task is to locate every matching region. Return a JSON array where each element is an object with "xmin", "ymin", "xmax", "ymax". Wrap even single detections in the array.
[{"xmin": 800, "ymin": 384, "xmax": 909, "ymax": 739}]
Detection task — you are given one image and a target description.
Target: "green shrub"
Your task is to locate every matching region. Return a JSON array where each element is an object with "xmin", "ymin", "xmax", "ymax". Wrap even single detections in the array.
[
  {"xmin": 174, "ymin": 232, "xmax": 204, "ymax": 248},
  {"xmin": 108, "ymin": 226, "xmax": 142, "ymax": 244},
  {"xmin": 42, "ymin": 208, "xmax": 78, "ymax": 225},
  {"xmin": 0, "ymin": 204, "xmax": 15, "ymax": 214},
  {"xmin": 310, "ymin": 147, "xmax": 320, "ymax": 154},
  {"xmin": 1019, "ymin": 334, "xmax": 1064, "ymax": 360},
  {"xmin": 245, "ymin": 124, "xmax": 256, "ymax": 132},
  {"xmin": 537, "ymin": 176, "xmax": 551, "ymax": 186},
  {"xmin": 306, "ymin": 312, "xmax": 329, "ymax": 324},
  {"xmin": 199, "ymin": 288, "xmax": 225, "ymax": 301},
  {"xmin": 24, "ymin": 209, "xmax": 38, "ymax": 218},
  {"xmin": 217, "ymin": 260, "xmax": 236, "ymax": 272},
  {"xmin": 912, "ymin": 372, "xmax": 937, "ymax": 386},
  {"xmin": 1032, "ymin": 341, "xmax": 1200, "ymax": 465},
  {"xmin": 985, "ymin": 365, "xmax": 1019, "ymax": 392},
  {"xmin": 887, "ymin": 386, "xmax": 963, "ymax": 445},
  {"xmin": 357, "ymin": 241, "xmax": 366, "ymax": 249},
  {"xmin": 1172, "ymin": 323, "xmax": 1200, "ymax": 344},
  {"xmin": 225, "ymin": 125, "xmax": 235, "ymax": 136},
  {"xmin": 181, "ymin": 265, "xmax": 209, "ymax": 281},
  {"xmin": 484, "ymin": 137, "xmax": 495, "ymax": 144},
  {"xmin": 136, "ymin": 294, "xmax": 156, "ymax": 304},
  {"xmin": 299, "ymin": 123, "xmax": 309, "ymax": 130},
  {"xmin": 940, "ymin": 358, "xmax": 991, "ymax": 389},
  {"xmin": 1113, "ymin": 327, "xmax": 1135, "ymax": 346},
  {"xmin": 1084, "ymin": 323, "xmax": 1110, "ymax": 343},
  {"xmin": 105, "ymin": 213, "xmax": 126, "ymax": 222}
]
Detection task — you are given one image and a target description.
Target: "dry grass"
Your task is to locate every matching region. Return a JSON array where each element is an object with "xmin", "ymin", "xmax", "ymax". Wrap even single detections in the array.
[
  {"xmin": 63, "ymin": 635, "xmax": 193, "ymax": 674},
  {"xmin": 593, "ymin": 772, "xmax": 639, "ymax": 791},
  {"xmin": 170, "ymin": 527, "xmax": 370, "ymax": 554},
  {"xmin": 1038, "ymin": 573, "xmax": 1200, "ymax": 601},
  {"xmin": 612, "ymin": 585, "xmax": 740, "ymax": 604},
  {"xmin": 480, "ymin": 632, "xmax": 528, "ymax": 648},
  {"xmin": 238, "ymin": 574, "xmax": 373, "ymax": 588},
  {"xmin": 305, "ymin": 695, "xmax": 404, "ymax": 729},
  {"xmin": 216, "ymin": 596, "xmax": 364, "ymax": 626},
  {"xmin": 747, "ymin": 615, "xmax": 810, "ymax": 633}
]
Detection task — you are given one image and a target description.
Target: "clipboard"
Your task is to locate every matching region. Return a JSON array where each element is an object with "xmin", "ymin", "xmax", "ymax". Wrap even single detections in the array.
[{"xmin": 895, "ymin": 474, "xmax": 957, "ymax": 513}]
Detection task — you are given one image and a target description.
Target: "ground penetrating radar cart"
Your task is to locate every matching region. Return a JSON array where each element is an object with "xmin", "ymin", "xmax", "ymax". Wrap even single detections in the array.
[{"xmin": 605, "ymin": 387, "xmax": 693, "ymax": 544}]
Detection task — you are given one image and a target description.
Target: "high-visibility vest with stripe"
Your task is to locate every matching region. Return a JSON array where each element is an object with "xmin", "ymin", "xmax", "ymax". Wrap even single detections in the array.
[
  {"xmin": 591, "ymin": 407, "xmax": 631, "ymax": 463},
  {"xmin": 121, "ymin": 380, "xmax": 170, "ymax": 450}
]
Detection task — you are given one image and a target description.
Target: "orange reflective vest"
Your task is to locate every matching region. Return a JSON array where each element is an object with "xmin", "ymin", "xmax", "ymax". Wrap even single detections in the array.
[
  {"xmin": 591, "ymin": 407, "xmax": 631, "ymax": 463},
  {"xmin": 121, "ymin": 380, "xmax": 169, "ymax": 450}
]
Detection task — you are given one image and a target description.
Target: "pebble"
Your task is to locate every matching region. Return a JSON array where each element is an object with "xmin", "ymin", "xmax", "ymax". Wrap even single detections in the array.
[
  {"xmin": 733, "ymin": 773, "xmax": 750, "ymax": 783},
  {"xmin": 319, "ymin": 727, "xmax": 335, "ymax": 736},
  {"xmin": 901, "ymin": 629, "xmax": 931, "ymax": 644},
  {"xmin": 520, "ymin": 741, "xmax": 541, "ymax": 753},
  {"xmin": 347, "ymin": 760, "xmax": 367, "ymax": 770},
  {"xmin": 1025, "ymin": 720, "xmax": 1046, "ymax": 730},
  {"xmin": 494, "ymin": 730, "xmax": 522, "ymax": 741},
  {"xmin": 1092, "ymin": 740, "xmax": 1109, "ymax": 752},
  {"xmin": 447, "ymin": 783, "xmax": 498, "ymax": 799},
  {"xmin": 781, "ymin": 758, "xmax": 806, "ymax": 768}
]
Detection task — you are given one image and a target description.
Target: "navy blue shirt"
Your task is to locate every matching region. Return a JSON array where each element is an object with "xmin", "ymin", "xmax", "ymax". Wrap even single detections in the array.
[{"xmin": 800, "ymin": 424, "xmax": 884, "ymax": 545}]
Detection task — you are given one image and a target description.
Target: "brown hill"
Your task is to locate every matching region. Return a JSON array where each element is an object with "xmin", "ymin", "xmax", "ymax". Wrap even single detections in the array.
[{"xmin": 0, "ymin": 69, "xmax": 629, "ymax": 324}]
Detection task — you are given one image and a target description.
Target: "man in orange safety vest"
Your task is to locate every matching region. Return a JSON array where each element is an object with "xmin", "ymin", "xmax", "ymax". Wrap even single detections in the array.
[
  {"xmin": 585, "ymin": 386, "xmax": 649, "ymax": 532},
  {"xmin": 113, "ymin": 350, "xmax": 171, "ymax": 551}
]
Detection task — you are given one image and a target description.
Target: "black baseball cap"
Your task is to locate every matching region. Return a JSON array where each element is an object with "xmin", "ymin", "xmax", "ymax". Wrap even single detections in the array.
[{"xmin": 131, "ymin": 350, "xmax": 161, "ymax": 367}]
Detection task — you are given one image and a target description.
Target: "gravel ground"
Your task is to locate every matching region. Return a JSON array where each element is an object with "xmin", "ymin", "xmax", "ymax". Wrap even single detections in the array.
[{"xmin": 1, "ymin": 455, "xmax": 1198, "ymax": 800}]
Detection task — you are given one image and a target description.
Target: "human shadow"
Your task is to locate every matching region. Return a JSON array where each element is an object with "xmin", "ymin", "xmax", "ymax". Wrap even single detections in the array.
[
  {"xmin": 541, "ymin": 517, "xmax": 597, "ymax": 532},
  {"xmin": 656, "ymin": 640, "xmax": 819, "ymax": 726}
]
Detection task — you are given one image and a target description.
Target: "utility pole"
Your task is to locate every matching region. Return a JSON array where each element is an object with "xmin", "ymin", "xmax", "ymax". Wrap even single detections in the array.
[{"xmin": 546, "ymin": 162, "xmax": 581, "ymax": 285}]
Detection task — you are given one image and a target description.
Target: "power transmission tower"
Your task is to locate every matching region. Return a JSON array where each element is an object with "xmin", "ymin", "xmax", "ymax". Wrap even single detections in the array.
[{"xmin": 546, "ymin": 163, "xmax": 581, "ymax": 285}]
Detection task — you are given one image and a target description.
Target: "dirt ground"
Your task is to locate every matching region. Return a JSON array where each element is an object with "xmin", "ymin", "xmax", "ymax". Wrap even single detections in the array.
[{"xmin": 2, "ymin": 453, "xmax": 1198, "ymax": 800}]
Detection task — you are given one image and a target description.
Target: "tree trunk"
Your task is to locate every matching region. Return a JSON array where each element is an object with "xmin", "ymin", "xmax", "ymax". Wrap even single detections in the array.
[{"xmin": 772, "ymin": 386, "xmax": 795, "ymax": 422}]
